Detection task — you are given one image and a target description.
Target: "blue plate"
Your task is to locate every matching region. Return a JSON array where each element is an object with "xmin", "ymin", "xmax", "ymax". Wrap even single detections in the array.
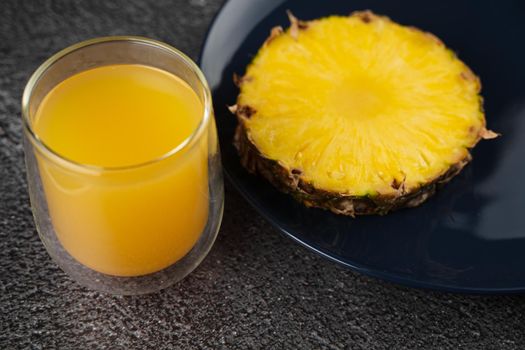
[{"xmin": 200, "ymin": 0, "xmax": 525, "ymax": 293}]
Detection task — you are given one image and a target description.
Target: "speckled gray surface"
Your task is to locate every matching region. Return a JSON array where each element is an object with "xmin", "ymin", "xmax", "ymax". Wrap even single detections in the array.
[{"xmin": 1, "ymin": 1, "xmax": 525, "ymax": 349}]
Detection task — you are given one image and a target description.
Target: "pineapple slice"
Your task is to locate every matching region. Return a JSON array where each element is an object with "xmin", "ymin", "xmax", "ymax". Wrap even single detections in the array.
[{"xmin": 232, "ymin": 11, "xmax": 497, "ymax": 216}]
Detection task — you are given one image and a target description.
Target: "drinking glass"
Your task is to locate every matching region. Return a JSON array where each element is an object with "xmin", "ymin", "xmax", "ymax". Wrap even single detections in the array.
[{"xmin": 21, "ymin": 37, "xmax": 224, "ymax": 295}]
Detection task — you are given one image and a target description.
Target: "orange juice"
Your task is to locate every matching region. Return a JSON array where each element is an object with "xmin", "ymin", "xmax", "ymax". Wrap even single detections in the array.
[{"xmin": 33, "ymin": 64, "xmax": 209, "ymax": 276}]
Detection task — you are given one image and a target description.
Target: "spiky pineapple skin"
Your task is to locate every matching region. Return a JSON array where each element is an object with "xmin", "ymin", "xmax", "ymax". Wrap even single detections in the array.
[
  {"xmin": 234, "ymin": 117, "xmax": 473, "ymax": 216},
  {"xmin": 232, "ymin": 11, "xmax": 491, "ymax": 216}
]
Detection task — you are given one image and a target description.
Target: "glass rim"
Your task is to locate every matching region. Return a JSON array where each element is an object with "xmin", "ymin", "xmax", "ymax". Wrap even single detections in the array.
[{"xmin": 21, "ymin": 36, "xmax": 212, "ymax": 174}]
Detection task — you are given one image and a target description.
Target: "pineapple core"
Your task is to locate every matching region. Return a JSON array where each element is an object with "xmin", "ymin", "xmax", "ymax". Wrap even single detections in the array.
[{"xmin": 238, "ymin": 14, "xmax": 485, "ymax": 196}]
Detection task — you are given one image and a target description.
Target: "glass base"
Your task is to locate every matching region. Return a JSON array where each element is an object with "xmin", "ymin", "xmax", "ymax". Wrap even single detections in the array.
[{"xmin": 38, "ymin": 199, "xmax": 223, "ymax": 295}]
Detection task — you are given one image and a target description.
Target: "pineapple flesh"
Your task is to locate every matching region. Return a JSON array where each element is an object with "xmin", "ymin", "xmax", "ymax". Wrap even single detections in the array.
[{"xmin": 232, "ymin": 11, "xmax": 496, "ymax": 216}]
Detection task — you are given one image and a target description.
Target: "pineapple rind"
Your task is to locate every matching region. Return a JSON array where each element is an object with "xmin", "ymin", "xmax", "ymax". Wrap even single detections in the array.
[{"xmin": 234, "ymin": 116, "xmax": 471, "ymax": 216}]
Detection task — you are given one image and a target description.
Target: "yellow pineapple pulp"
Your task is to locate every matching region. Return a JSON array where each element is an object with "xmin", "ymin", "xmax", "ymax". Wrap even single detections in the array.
[{"xmin": 232, "ymin": 11, "xmax": 498, "ymax": 216}]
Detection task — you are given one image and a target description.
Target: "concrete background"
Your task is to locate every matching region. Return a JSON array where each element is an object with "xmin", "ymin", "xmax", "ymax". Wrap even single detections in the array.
[{"xmin": 1, "ymin": 0, "xmax": 525, "ymax": 348}]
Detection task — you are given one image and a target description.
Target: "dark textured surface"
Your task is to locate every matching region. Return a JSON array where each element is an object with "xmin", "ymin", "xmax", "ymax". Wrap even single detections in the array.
[{"xmin": 1, "ymin": 1, "xmax": 525, "ymax": 349}]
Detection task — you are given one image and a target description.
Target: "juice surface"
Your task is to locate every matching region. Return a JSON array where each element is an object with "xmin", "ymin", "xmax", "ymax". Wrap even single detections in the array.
[
  {"xmin": 33, "ymin": 64, "xmax": 209, "ymax": 276},
  {"xmin": 34, "ymin": 64, "xmax": 202, "ymax": 167}
]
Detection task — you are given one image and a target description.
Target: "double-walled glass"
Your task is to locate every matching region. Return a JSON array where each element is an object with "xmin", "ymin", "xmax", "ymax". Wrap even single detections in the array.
[{"xmin": 22, "ymin": 37, "xmax": 224, "ymax": 295}]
